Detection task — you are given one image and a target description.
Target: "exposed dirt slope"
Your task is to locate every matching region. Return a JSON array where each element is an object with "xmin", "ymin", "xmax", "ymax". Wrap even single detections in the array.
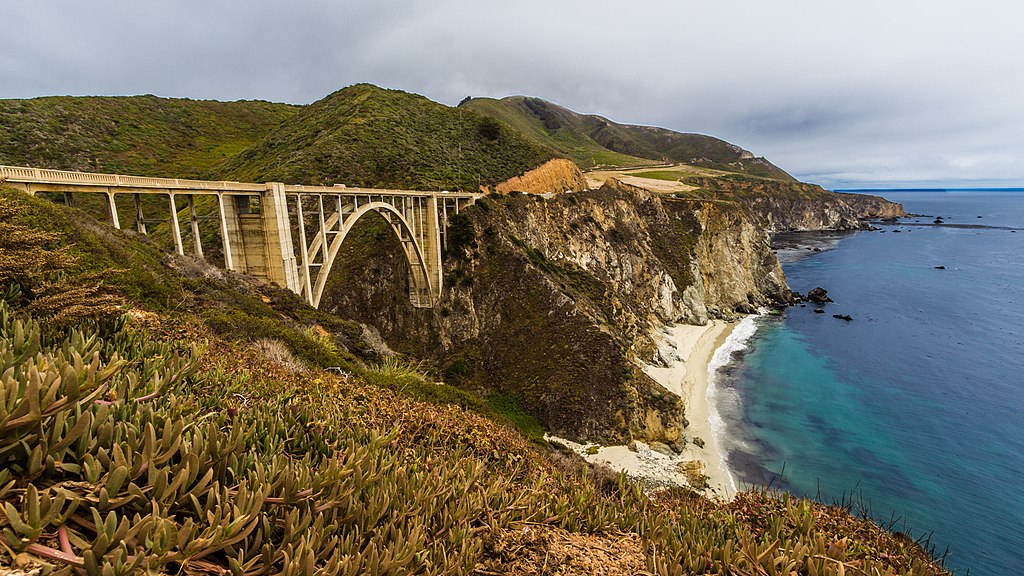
[{"xmin": 493, "ymin": 158, "xmax": 589, "ymax": 195}]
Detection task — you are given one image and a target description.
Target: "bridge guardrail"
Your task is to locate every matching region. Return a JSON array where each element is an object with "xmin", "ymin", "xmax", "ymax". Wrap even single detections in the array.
[{"xmin": 1, "ymin": 164, "xmax": 479, "ymax": 198}]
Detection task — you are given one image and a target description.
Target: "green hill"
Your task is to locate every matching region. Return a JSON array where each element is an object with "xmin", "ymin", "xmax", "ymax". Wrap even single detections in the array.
[
  {"xmin": 458, "ymin": 96, "xmax": 651, "ymax": 169},
  {"xmin": 461, "ymin": 96, "xmax": 795, "ymax": 179},
  {"xmin": 0, "ymin": 87, "xmax": 795, "ymax": 190},
  {"xmin": 218, "ymin": 84, "xmax": 555, "ymax": 190},
  {"xmin": 0, "ymin": 95, "xmax": 298, "ymax": 177}
]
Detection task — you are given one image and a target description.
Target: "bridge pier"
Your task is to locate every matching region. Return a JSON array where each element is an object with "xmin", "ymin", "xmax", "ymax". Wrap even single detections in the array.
[
  {"xmin": 106, "ymin": 192, "xmax": 121, "ymax": 229},
  {"xmin": 168, "ymin": 194, "xmax": 184, "ymax": 256},
  {"xmin": 187, "ymin": 195, "xmax": 203, "ymax": 259},
  {"xmin": 424, "ymin": 195, "xmax": 443, "ymax": 300},
  {"xmin": 261, "ymin": 183, "xmax": 300, "ymax": 293}
]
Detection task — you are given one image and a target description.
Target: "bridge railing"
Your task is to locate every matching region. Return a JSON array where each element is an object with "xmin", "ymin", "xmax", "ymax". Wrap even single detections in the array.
[
  {"xmin": 1, "ymin": 165, "xmax": 265, "ymax": 192},
  {"xmin": 283, "ymin": 183, "xmax": 478, "ymax": 198},
  {"xmin": 1, "ymin": 164, "xmax": 479, "ymax": 198}
]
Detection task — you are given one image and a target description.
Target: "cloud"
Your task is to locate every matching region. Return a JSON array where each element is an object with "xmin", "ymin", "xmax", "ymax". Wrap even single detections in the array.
[{"xmin": 2, "ymin": 0, "xmax": 1022, "ymax": 187}]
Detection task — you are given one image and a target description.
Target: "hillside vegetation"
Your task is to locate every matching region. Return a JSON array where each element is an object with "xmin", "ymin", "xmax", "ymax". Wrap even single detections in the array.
[
  {"xmin": 218, "ymin": 85, "xmax": 555, "ymax": 191},
  {"xmin": 461, "ymin": 96, "xmax": 795, "ymax": 179},
  {"xmin": 0, "ymin": 187, "xmax": 947, "ymax": 574},
  {"xmin": 2, "ymin": 86, "xmax": 797, "ymax": 192},
  {"xmin": 0, "ymin": 95, "xmax": 297, "ymax": 178}
]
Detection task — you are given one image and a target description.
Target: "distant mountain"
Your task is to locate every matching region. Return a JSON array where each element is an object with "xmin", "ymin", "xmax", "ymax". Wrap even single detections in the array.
[
  {"xmin": 219, "ymin": 84, "xmax": 554, "ymax": 190},
  {"xmin": 0, "ymin": 95, "xmax": 298, "ymax": 178},
  {"xmin": 461, "ymin": 96, "xmax": 794, "ymax": 180}
]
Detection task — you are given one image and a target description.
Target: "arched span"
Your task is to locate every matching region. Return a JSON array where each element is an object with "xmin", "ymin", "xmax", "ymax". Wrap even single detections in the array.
[{"xmin": 309, "ymin": 201, "xmax": 432, "ymax": 309}]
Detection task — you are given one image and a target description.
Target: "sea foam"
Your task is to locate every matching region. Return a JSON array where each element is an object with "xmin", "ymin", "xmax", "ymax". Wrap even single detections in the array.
[{"xmin": 706, "ymin": 314, "xmax": 760, "ymax": 495}]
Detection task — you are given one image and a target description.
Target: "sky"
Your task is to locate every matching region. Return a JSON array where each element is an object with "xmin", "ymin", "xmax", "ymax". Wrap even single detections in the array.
[{"xmin": 2, "ymin": 0, "xmax": 1022, "ymax": 189}]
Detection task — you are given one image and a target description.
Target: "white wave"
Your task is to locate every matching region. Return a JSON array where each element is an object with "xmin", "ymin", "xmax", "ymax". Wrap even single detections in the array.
[{"xmin": 706, "ymin": 314, "xmax": 761, "ymax": 495}]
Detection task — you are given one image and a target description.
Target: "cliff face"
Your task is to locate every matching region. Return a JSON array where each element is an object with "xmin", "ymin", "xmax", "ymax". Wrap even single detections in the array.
[
  {"xmin": 319, "ymin": 183, "xmax": 789, "ymax": 445},
  {"xmin": 492, "ymin": 158, "xmax": 588, "ymax": 195},
  {"xmin": 684, "ymin": 177, "xmax": 907, "ymax": 232},
  {"xmin": 834, "ymin": 192, "xmax": 907, "ymax": 219}
]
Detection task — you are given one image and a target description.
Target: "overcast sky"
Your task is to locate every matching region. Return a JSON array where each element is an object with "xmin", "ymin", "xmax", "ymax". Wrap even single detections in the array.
[{"xmin": 2, "ymin": 1, "xmax": 1022, "ymax": 188}]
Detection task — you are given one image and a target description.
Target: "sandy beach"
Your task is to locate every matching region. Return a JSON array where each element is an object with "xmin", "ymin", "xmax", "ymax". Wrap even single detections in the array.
[{"xmin": 549, "ymin": 319, "xmax": 738, "ymax": 499}]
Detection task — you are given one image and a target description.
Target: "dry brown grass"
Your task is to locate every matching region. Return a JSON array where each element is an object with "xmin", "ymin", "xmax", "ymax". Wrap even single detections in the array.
[{"xmin": 477, "ymin": 524, "xmax": 646, "ymax": 575}]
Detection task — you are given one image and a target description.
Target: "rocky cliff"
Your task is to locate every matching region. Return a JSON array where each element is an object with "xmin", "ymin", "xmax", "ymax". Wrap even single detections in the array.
[
  {"xmin": 319, "ymin": 182, "xmax": 789, "ymax": 446},
  {"xmin": 492, "ymin": 158, "xmax": 588, "ymax": 195},
  {"xmin": 683, "ymin": 176, "xmax": 907, "ymax": 232},
  {"xmin": 834, "ymin": 191, "xmax": 907, "ymax": 220}
]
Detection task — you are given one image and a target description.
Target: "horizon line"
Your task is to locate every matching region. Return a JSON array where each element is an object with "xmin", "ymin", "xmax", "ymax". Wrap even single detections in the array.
[{"xmin": 835, "ymin": 187, "xmax": 1024, "ymax": 192}]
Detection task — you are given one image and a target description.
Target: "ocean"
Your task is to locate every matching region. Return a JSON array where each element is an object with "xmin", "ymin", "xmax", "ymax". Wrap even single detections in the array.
[{"xmin": 710, "ymin": 191, "xmax": 1024, "ymax": 575}]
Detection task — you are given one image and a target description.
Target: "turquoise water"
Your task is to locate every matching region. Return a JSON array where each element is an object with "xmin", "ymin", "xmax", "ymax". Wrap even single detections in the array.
[{"xmin": 717, "ymin": 192, "xmax": 1024, "ymax": 575}]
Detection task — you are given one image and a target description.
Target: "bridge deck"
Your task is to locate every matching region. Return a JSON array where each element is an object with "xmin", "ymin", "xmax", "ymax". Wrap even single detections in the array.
[{"xmin": 0, "ymin": 164, "xmax": 478, "ymax": 199}]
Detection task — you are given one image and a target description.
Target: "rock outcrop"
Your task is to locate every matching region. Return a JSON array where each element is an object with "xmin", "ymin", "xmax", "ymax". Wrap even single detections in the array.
[
  {"xmin": 835, "ymin": 192, "xmax": 906, "ymax": 221},
  {"xmin": 492, "ymin": 158, "xmax": 588, "ymax": 195},
  {"xmin": 320, "ymin": 181, "xmax": 789, "ymax": 446},
  {"xmin": 684, "ymin": 177, "xmax": 907, "ymax": 232}
]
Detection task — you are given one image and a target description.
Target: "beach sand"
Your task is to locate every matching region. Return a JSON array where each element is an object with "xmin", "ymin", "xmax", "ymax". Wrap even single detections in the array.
[{"xmin": 548, "ymin": 320, "xmax": 738, "ymax": 499}]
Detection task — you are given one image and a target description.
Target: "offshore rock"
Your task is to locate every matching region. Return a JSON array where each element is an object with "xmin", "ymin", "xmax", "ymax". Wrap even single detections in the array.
[{"xmin": 807, "ymin": 287, "xmax": 833, "ymax": 304}]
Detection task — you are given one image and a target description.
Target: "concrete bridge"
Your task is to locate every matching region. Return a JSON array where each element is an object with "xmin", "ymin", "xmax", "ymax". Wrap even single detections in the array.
[{"xmin": 0, "ymin": 165, "xmax": 478, "ymax": 308}]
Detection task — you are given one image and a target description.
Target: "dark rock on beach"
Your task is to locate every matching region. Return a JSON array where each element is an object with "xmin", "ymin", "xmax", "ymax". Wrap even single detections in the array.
[
  {"xmin": 832, "ymin": 314, "xmax": 853, "ymax": 321},
  {"xmin": 814, "ymin": 307, "xmax": 825, "ymax": 314}
]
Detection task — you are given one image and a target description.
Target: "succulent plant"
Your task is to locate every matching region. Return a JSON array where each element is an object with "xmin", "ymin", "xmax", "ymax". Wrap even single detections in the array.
[{"xmin": 0, "ymin": 299, "xmax": 946, "ymax": 575}]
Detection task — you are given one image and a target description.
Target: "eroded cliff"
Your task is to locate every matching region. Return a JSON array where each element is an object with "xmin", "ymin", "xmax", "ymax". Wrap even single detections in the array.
[
  {"xmin": 683, "ymin": 176, "xmax": 907, "ymax": 232},
  {"xmin": 320, "ymin": 183, "xmax": 789, "ymax": 445}
]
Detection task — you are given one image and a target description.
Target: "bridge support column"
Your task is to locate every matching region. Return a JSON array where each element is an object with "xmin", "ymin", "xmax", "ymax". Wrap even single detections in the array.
[
  {"xmin": 188, "ymin": 195, "xmax": 203, "ymax": 259},
  {"xmin": 106, "ymin": 192, "xmax": 121, "ymax": 229},
  {"xmin": 168, "ymin": 194, "xmax": 184, "ymax": 256},
  {"xmin": 294, "ymin": 197, "xmax": 314, "ymax": 304},
  {"xmin": 261, "ymin": 183, "xmax": 300, "ymax": 292},
  {"xmin": 425, "ymin": 194, "xmax": 443, "ymax": 299},
  {"xmin": 134, "ymin": 194, "xmax": 147, "ymax": 234},
  {"xmin": 219, "ymin": 194, "xmax": 247, "ymax": 273}
]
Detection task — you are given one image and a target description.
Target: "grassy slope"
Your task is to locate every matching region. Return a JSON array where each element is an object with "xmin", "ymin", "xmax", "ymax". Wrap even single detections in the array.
[
  {"xmin": 0, "ymin": 186, "xmax": 947, "ymax": 575},
  {"xmin": 0, "ymin": 95, "xmax": 298, "ymax": 178},
  {"xmin": 461, "ymin": 96, "xmax": 795, "ymax": 180},
  {"xmin": 218, "ymin": 84, "xmax": 556, "ymax": 191},
  {"xmin": 459, "ymin": 96, "xmax": 651, "ymax": 169}
]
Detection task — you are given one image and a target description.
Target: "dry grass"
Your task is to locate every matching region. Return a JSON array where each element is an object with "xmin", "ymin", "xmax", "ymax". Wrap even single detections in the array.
[{"xmin": 477, "ymin": 524, "xmax": 646, "ymax": 575}]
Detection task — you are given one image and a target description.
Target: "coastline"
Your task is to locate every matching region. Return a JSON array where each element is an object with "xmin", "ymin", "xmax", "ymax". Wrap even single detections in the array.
[
  {"xmin": 679, "ymin": 320, "xmax": 739, "ymax": 499},
  {"xmin": 548, "ymin": 318, "xmax": 742, "ymax": 499}
]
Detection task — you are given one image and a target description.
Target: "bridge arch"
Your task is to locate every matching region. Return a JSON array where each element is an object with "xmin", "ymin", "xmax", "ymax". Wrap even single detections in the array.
[{"xmin": 308, "ymin": 201, "xmax": 434, "ymax": 309}]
